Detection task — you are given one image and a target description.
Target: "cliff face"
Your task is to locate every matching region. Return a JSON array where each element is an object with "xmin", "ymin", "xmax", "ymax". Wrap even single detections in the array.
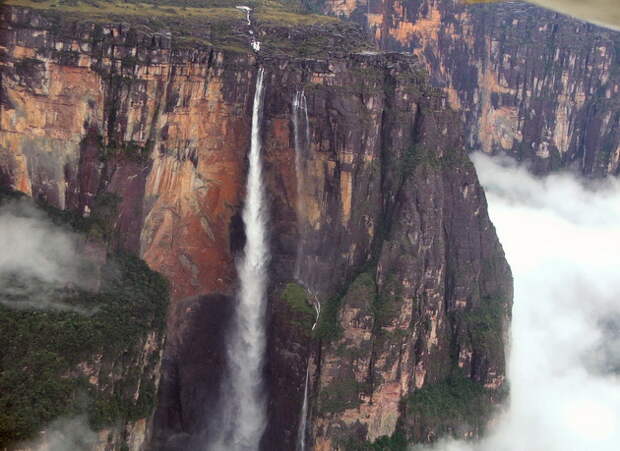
[
  {"xmin": 318, "ymin": 0, "xmax": 620, "ymax": 175},
  {"xmin": 293, "ymin": 64, "xmax": 512, "ymax": 447},
  {"xmin": 0, "ymin": 4, "xmax": 512, "ymax": 449}
]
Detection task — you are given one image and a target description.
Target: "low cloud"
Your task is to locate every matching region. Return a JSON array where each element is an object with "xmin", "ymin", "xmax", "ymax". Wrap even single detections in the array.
[
  {"xmin": 413, "ymin": 154, "xmax": 620, "ymax": 450},
  {"xmin": 0, "ymin": 200, "xmax": 97, "ymax": 312},
  {"xmin": 17, "ymin": 416, "xmax": 99, "ymax": 451}
]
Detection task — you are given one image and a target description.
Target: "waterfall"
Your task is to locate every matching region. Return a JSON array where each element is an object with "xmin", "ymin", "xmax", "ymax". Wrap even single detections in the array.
[
  {"xmin": 292, "ymin": 90, "xmax": 317, "ymax": 451},
  {"xmin": 296, "ymin": 366, "xmax": 310, "ymax": 451},
  {"xmin": 292, "ymin": 90, "xmax": 309, "ymax": 283},
  {"xmin": 209, "ymin": 68, "xmax": 268, "ymax": 451},
  {"xmin": 295, "ymin": 292, "xmax": 320, "ymax": 451},
  {"xmin": 292, "ymin": 90, "xmax": 320, "ymax": 323}
]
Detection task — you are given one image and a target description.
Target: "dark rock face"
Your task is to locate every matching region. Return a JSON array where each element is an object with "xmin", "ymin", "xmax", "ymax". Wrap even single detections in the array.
[
  {"xmin": 318, "ymin": 0, "xmax": 620, "ymax": 176},
  {"xmin": 295, "ymin": 72, "xmax": 512, "ymax": 447},
  {"xmin": 0, "ymin": 4, "xmax": 512, "ymax": 449},
  {"xmin": 152, "ymin": 294, "xmax": 235, "ymax": 451}
]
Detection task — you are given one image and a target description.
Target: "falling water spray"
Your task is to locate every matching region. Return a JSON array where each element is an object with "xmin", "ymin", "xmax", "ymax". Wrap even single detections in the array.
[
  {"xmin": 296, "ymin": 366, "xmax": 310, "ymax": 451},
  {"xmin": 292, "ymin": 90, "xmax": 309, "ymax": 283},
  {"xmin": 292, "ymin": 90, "xmax": 319, "ymax": 451},
  {"xmin": 209, "ymin": 68, "xmax": 268, "ymax": 451}
]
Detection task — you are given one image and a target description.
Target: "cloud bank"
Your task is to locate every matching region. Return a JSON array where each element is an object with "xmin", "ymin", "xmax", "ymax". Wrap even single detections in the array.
[
  {"xmin": 0, "ymin": 200, "xmax": 96, "ymax": 312},
  {"xmin": 414, "ymin": 154, "xmax": 620, "ymax": 450}
]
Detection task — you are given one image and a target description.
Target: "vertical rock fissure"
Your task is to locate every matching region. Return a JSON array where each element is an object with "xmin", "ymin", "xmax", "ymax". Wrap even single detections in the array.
[{"xmin": 208, "ymin": 68, "xmax": 268, "ymax": 451}]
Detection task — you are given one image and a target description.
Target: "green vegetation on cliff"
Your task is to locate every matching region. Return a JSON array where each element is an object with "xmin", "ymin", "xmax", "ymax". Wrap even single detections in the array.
[
  {"xmin": 281, "ymin": 282, "xmax": 313, "ymax": 316},
  {"xmin": 279, "ymin": 282, "xmax": 315, "ymax": 333},
  {"xmin": 401, "ymin": 143, "xmax": 472, "ymax": 180},
  {"xmin": 317, "ymin": 376, "xmax": 364, "ymax": 414},
  {"xmin": 0, "ymin": 192, "xmax": 169, "ymax": 447},
  {"xmin": 405, "ymin": 372, "xmax": 495, "ymax": 431},
  {"xmin": 0, "ymin": 256, "xmax": 168, "ymax": 445},
  {"xmin": 314, "ymin": 272, "xmax": 377, "ymax": 414},
  {"xmin": 6, "ymin": 0, "xmax": 243, "ymax": 20},
  {"xmin": 314, "ymin": 271, "xmax": 376, "ymax": 342},
  {"xmin": 342, "ymin": 431, "xmax": 408, "ymax": 451},
  {"xmin": 460, "ymin": 296, "xmax": 507, "ymax": 358},
  {"xmin": 314, "ymin": 293, "xmax": 343, "ymax": 342}
]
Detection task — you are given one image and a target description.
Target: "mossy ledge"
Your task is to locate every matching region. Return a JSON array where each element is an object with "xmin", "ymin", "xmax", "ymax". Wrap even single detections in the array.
[{"xmin": 279, "ymin": 281, "xmax": 315, "ymax": 333}]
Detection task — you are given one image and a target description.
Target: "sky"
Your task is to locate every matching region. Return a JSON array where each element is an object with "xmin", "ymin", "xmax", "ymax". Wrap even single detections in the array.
[{"xmin": 415, "ymin": 153, "xmax": 620, "ymax": 450}]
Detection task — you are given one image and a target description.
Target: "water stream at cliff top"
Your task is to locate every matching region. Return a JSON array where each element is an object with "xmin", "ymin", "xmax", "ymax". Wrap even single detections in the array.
[
  {"xmin": 208, "ymin": 68, "xmax": 268, "ymax": 451},
  {"xmin": 236, "ymin": 5, "xmax": 260, "ymax": 52}
]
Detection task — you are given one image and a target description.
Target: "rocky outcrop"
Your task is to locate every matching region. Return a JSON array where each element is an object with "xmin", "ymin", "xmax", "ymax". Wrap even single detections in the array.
[
  {"xmin": 0, "ymin": 4, "xmax": 512, "ymax": 449},
  {"xmin": 318, "ymin": 0, "xmax": 620, "ymax": 175}
]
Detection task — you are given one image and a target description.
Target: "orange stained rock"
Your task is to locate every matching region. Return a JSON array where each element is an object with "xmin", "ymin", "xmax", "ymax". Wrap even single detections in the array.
[
  {"xmin": 324, "ymin": 0, "xmax": 359, "ymax": 17},
  {"xmin": 389, "ymin": 2, "xmax": 442, "ymax": 46}
]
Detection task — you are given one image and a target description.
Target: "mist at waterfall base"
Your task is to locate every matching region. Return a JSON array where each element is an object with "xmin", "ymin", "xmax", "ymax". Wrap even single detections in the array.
[
  {"xmin": 415, "ymin": 153, "xmax": 620, "ymax": 450},
  {"xmin": 206, "ymin": 69, "xmax": 269, "ymax": 451}
]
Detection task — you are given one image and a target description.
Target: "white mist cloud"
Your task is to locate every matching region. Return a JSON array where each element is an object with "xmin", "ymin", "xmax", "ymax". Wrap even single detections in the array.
[
  {"xmin": 0, "ymin": 200, "xmax": 95, "ymax": 312},
  {"xmin": 18, "ymin": 416, "xmax": 99, "ymax": 451},
  {"xmin": 413, "ymin": 154, "xmax": 620, "ymax": 450}
]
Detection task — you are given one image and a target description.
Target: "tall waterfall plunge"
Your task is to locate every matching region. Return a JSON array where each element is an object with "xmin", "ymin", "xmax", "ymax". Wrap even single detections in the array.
[
  {"xmin": 292, "ymin": 90, "xmax": 309, "ymax": 284},
  {"xmin": 208, "ymin": 68, "xmax": 268, "ymax": 451},
  {"xmin": 296, "ymin": 365, "xmax": 311, "ymax": 451},
  {"xmin": 292, "ymin": 90, "xmax": 318, "ymax": 451}
]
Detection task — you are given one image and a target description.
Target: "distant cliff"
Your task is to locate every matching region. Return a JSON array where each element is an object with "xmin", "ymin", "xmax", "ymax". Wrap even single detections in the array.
[
  {"xmin": 317, "ymin": 0, "xmax": 620, "ymax": 175},
  {"xmin": 0, "ymin": 3, "xmax": 511, "ymax": 449}
]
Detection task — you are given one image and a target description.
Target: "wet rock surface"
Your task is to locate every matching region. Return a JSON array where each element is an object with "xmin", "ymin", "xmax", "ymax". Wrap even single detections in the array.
[{"xmin": 1, "ymin": 4, "xmax": 512, "ymax": 449}]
